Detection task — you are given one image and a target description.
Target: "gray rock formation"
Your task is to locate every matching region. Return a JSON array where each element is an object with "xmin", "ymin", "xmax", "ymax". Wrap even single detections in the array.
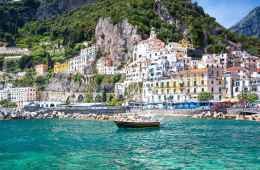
[
  {"xmin": 154, "ymin": 0, "xmax": 174, "ymax": 25},
  {"xmin": 95, "ymin": 17, "xmax": 142, "ymax": 66},
  {"xmin": 41, "ymin": 74, "xmax": 87, "ymax": 102},
  {"xmin": 46, "ymin": 74, "xmax": 86, "ymax": 92},
  {"xmin": 230, "ymin": 6, "xmax": 260, "ymax": 37},
  {"xmin": 153, "ymin": 0, "xmax": 187, "ymax": 33}
]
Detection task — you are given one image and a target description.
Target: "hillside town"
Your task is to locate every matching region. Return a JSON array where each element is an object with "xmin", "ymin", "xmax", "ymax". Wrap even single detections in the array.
[{"xmin": 0, "ymin": 29, "xmax": 259, "ymax": 110}]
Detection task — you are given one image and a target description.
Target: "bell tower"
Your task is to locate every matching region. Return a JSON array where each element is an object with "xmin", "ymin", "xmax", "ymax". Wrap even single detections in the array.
[{"xmin": 150, "ymin": 27, "xmax": 157, "ymax": 39}]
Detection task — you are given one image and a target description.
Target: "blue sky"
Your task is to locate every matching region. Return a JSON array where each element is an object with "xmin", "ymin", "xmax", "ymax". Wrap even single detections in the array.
[{"xmin": 194, "ymin": 0, "xmax": 260, "ymax": 28}]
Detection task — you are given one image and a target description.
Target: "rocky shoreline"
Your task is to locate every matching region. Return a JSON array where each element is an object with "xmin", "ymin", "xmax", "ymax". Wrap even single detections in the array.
[
  {"xmin": 0, "ymin": 110, "xmax": 154, "ymax": 122},
  {"xmin": 0, "ymin": 109, "xmax": 116, "ymax": 121},
  {"xmin": 192, "ymin": 111, "xmax": 260, "ymax": 122},
  {"xmin": 0, "ymin": 109, "xmax": 260, "ymax": 122}
]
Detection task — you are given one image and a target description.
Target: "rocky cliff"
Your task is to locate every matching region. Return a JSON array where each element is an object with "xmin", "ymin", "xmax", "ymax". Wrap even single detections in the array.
[
  {"xmin": 231, "ymin": 6, "xmax": 260, "ymax": 37},
  {"xmin": 46, "ymin": 74, "xmax": 86, "ymax": 92},
  {"xmin": 154, "ymin": 0, "xmax": 175, "ymax": 25},
  {"xmin": 95, "ymin": 18, "xmax": 142, "ymax": 66}
]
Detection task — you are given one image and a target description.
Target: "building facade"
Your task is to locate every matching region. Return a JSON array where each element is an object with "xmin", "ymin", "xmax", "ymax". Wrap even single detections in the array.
[
  {"xmin": 0, "ymin": 87, "xmax": 37, "ymax": 107},
  {"xmin": 54, "ymin": 62, "xmax": 69, "ymax": 74},
  {"xmin": 69, "ymin": 45, "xmax": 96, "ymax": 75},
  {"xmin": 224, "ymin": 66, "xmax": 260, "ymax": 99},
  {"xmin": 143, "ymin": 66, "xmax": 224, "ymax": 103},
  {"xmin": 0, "ymin": 47, "xmax": 31, "ymax": 56},
  {"xmin": 96, "ymin": 56, "xmax": 119, "ymax": 75},
  {"xmin": 35, "ymin": 64, "xmax": 48, "ymax": 76}
]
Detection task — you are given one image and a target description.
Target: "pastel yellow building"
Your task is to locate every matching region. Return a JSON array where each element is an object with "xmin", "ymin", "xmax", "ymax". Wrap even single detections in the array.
[
  {"xmin": 180, "ymin": 38, "xmax": 193, "ymax": 49},
  {"xmin": 54, "ymin": 62, "xmax": 69, "ymax": 74},
  {"xmin": 143, "ymin": 66, "xmax": 224, "ymax": 103}
]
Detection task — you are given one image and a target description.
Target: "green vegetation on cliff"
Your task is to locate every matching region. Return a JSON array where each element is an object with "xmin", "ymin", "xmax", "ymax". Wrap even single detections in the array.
[
  {"xmin": 0, "ymin": 100, "xmax": 17, "ymax": 108},
  {"xmin": 0, "ymin": 0, "xmax": 259, "ymax": 69},
  {"xmin": 17, "ymin": 0, "xmax": 214, "ymax": 47},
  {"xmin": 84, "ymin": 74, "xmax": 123, "ymax": 104},
  {"xmin": 238, "ymin": 92, "xmax": 258, "ymax": 104},
  {"xmin": 16, "ymin": 0, "xmax": 259, "ymax": 57},
  {"xmin": 0, "ymin": 0, "xmax": 40, "ymax": 45}
]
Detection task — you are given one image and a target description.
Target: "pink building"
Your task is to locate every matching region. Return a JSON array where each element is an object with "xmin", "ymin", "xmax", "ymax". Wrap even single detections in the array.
[{"xmin": 35, "ymin": 64, "xmax": 48, "ymax": 76}]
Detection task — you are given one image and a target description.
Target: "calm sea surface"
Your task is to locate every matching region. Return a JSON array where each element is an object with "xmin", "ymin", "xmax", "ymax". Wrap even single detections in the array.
[{"xmin": 0, "ymin": 118, "xmax": 259, "ymax": 170}]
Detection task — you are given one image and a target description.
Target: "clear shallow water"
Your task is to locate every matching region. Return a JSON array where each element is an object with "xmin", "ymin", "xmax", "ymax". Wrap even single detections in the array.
[{"xmin": 0, "ymin": 118, "xmax": 259, "ymax": 170}]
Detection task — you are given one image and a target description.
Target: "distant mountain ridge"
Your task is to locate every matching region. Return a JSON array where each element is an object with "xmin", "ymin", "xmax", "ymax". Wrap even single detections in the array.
[{"xmin": 231, "ymin": 6, "xmax": 260, "ymax": 38}]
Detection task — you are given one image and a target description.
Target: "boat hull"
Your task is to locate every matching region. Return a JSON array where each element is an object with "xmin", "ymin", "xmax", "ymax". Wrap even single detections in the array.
[{"xmin": 114, "ymin": 121, "xmax": 160, "ymax": 128}]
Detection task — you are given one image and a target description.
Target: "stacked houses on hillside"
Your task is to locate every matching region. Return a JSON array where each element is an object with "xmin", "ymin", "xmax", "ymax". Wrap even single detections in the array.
[
  {"xmin": 0, "ymin": 84, "xmax": 37, "ymax": 108},
  {"xmin": 53, "ymin": 45, "xmax": 97, "ymax": 75},
  {"xmin": 69, "ymin": 45, "xmax": 96, "ymax": 75},
  {"xmin": 96, "ymin": 56, "xmax": 118, "ymax": 75},
  {"xmin": 115, "ymin": 29, "xmax": 260, "ymax": 103},
  {"xmin": 2, "ymin": 29, "xmax": 259, "ymax": 108},
  {"xmin": 41, "ymin": 45, "xmax": 97, "ymax": 103}
]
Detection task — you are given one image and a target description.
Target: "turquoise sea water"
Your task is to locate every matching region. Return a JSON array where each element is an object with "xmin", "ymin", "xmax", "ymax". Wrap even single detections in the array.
[{"xmin": 0, "ymin": 118, "xmax": 259, "ymax": 170}]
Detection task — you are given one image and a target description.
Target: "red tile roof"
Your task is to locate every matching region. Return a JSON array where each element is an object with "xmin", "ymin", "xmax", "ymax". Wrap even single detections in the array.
[
  {"xmin": 141, "ymin": 37, "xmax": 165, "ymax": 51},
  {"xmin": 225, "ymin": 67, "xmax": 241, "ymax": 73}
]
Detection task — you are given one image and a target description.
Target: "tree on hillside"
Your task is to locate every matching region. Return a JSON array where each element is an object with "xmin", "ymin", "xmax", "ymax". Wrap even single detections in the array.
[
  {"xmin": 35, "ymin": 76, "xmax": 48, "ymax": 90},
  {"xmin": 65, "ymin": 96, "xmax": 71, "ymax": 105},
  {"xmin": 14, "ymin": 69, "xmax": 36, "ymax": 87},
  {"xmin": 197, "ymin": 92, "xmax": 213, "ymax": 101},
  {"xmin": 72, "ymin": 73, "xmax": 85, "ymax": 86},
  {"xmin": 112, "ymin": 74, "xmax": 121, "ymax": 84},
  {"xmin": 238, "ymin": 92, "xmax": 258, "ymax": 104},
  {"xmin": 95, "ymin": 74, "xmax": 105, "ymax": 86},
  {"xmin": 0, "ymin": 100, "xmax": 17, "ymax": 108},
  {"xmin": 19, "ymin": 55, "xmax": 33, "ymax": 69}
]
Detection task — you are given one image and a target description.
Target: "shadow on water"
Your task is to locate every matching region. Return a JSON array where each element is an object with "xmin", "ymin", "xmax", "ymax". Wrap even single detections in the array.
[{"xmin": 116, "ymin": 127, "xmax": 161, "ymax": 134}]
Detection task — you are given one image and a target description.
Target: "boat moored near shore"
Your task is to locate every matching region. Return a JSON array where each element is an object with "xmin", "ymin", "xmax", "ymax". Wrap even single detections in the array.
[
  {"xmin": 113, "ymin": 113, "xmax": 160, "ymax": 128},
  {"xmin": 114, "ymin": 121, "xmax": 160, "ymax": 128}
]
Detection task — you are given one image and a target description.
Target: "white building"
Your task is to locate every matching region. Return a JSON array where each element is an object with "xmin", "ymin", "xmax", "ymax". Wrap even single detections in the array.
[
  {"xmin": 0, "ymin": 47, "xmax": 31, "ymax": 56},
  {"xmin": 147, "ymin": 56, "xmax": 170, "ymax": 80},
  {"xmin": 127, "ymin": 28, "xmax": 194, "ymax": 83},
  {"xmin": 251, "ymin": 71, "xmax": 260, "ymax": 98},
  {"xmin": 114, "ymin": 83, "xmax": 126, "ymax": 99},
  {"xmin": 224, "ymin": 67, "xmax": 260, "ymax": 99},
  {"xmin": 8, "ymin": 87, "xmax": 36, "ymax": 102},
  {"xmin": 143, "ymin": 66, "xmax": 224, "ymax": 103},
  {"xmin": 125, "ymin": 58, "xmax": 150, "ymax": 83},
  {"xmin": 0, "ymin": 90, "xmax": 8, "ymax": 101},
  {"xmin": 24, "ymin": 101, "xmax": 63, "ymax": 108},
  {"xmin": 96, "ymin": 57, "xmax": 117, "ymax": 75},
  {"xmin": 132, "ymin": 28, "xmax": 166, "ymax": 62},
  {"xmin": 0, "ymin": 87, "xmax": 37, "ymax": 107},
  {"xmin": 69, "ymin": 45, "xmax": 96, "ymax": 75}
]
